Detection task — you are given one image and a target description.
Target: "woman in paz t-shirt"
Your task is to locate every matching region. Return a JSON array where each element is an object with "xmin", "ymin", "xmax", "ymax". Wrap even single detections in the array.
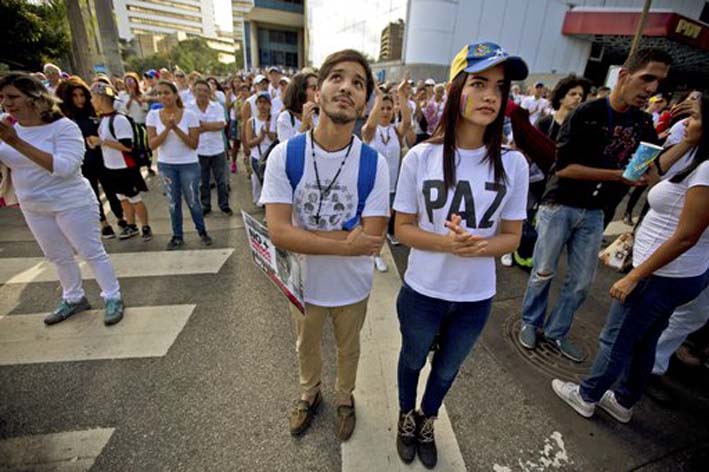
[
  {"xmin": 146, "ymin": 80, "xmax": 212, "ymax": 250},
  {"xmin": 392, "ymin": 56, "xmax": 529, "ymax": 466},
  {"xmin": 552, "ymin": 95, "xmax": 709, "ymax": 421},
  {"xmin": 362, "ymin": 77, "xmax": 412, "ymax": 273}
]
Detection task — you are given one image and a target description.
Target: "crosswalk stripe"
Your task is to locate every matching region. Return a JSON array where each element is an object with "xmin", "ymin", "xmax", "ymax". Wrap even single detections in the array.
[
  {"xmin": 0, "ymin": 249, "xmax": 234, "ymax": 284},
  {"xmin": 0, "ymin": 427, "xmax": 114, "ymax": 471},
  {"xmin": 0, "ymin": 305, "xmax": 195, "ymax": 365},
  {"xmin": 342, "ymin": 246, "xmax": 466, "ymax": 471}
]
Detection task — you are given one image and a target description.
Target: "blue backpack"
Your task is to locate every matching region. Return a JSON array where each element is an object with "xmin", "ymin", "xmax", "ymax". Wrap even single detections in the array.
[{"xmin": 285, "ymin": 133, "xmax": 378, "ymax": 231}]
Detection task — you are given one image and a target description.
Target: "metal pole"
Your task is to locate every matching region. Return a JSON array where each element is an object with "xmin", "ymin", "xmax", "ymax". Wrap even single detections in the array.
[{"xmin": 629, "ymin": 0, "xmax": 652, "ymax": 56}]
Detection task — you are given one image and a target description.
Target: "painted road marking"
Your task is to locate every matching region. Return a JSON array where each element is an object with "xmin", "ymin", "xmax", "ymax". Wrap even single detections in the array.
[
  {"xmin": 342, "ymin": 246, "xmax": 466, "ymax": 471},
  {"xmin": 0, "ymin": 249, "xmax": 234, "ymax": 285},
  {"xmin": 0, "ymin": 305, "xmax": 195, "ymax": 365},
  {"xmin": 0, "ymin": 428, "xmax": 114, "ymax": 471}
]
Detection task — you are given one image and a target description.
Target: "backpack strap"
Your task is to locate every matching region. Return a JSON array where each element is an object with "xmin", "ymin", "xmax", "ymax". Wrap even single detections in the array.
[
  {"xmin": 285, "ymin": 133, "xmax": 307, "ymax": 192},
  {"xmin": 108, "ymin": 113, "xmax": 117, "ymax": 140},
  {"xmin": 342, "ymin": 142, "xmax": 378, "ymax": 231}
]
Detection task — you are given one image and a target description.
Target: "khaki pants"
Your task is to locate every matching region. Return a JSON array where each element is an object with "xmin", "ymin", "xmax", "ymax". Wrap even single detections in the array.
[{"xmin": 289, "ymin": 297, "xmax": 368, "ymax": 406}]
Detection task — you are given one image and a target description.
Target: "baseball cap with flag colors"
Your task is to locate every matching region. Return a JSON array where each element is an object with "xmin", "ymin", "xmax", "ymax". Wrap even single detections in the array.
[{"xmin": 449, "ymin": 42, "xmax": 528, "ymax": 82}]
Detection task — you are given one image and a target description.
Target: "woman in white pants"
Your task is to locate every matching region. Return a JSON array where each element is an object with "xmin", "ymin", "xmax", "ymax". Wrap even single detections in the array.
[{"xmin": 0, "ymin": 73, "xmax": 124, "ymax": 326}]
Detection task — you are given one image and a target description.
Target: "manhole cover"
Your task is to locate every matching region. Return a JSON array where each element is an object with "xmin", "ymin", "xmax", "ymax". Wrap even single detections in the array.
[{"xmin": 503, "ymin": 315, "xmax": 598, "ymax": 383}]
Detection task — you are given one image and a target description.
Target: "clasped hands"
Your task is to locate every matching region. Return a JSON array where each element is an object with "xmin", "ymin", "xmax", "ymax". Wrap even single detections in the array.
[{"xmin": 444, "ymin": 214, "xmax": 488, "ymax": 257}]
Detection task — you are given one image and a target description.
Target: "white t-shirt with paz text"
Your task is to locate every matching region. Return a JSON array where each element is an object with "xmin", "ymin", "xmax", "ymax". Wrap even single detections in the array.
[
  {"xmin": 394, "ymin": 143, "xmax": 529, "ymax": 302},
  {"xmin": 259, "ymin": 133, "xmax": 390, "ymax": 307},
  {"xmin": 146, "ymin": 108, "xmax": 200, "ymax": 164},
  {"xmin": 633, "ymin": 160, "xmax": 708, "ymax": 278},
  {"xmin": 98, "ymin": 113, "xmax": 133, "ymax": 170}
]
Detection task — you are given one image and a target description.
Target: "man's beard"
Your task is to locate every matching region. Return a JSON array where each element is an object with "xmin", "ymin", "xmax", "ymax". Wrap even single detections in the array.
[{"xmin": 321, "ymin": 97, "xmax": 361, "ymax": 125}]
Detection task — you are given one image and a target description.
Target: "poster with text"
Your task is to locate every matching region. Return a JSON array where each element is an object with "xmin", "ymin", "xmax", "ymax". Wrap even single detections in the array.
[{"xmin": 242, "ymin": 211, "xmax": 305, "ymax": 313}]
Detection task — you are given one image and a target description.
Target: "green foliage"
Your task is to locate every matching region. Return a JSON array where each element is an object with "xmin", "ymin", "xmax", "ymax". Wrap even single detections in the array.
[
  {"xmin": 124, "ymin": 37, "xmax": 239, "ymax": 76},
  {"xmin": 0, "ymin": 0, "xmax": 71, "ymax": 71}
]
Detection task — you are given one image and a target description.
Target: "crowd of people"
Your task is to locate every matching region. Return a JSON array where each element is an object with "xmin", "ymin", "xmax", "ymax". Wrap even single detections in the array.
[{"xmin": 0, "ymin": 39, "xmax": 707, "ymax": 469}]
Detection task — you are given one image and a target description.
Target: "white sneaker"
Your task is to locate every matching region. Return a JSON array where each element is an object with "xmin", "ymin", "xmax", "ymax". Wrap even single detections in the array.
[
  {"xmin": 501, "ymin": 253, "xmax": 513, "ymax": 267},
  {"xmin": 387, "ymin": 234, "xmax": 401, "ymax": 246},
  {"xmin": 374, "ymin": 256, "xmax": 388, "ymax": 272},
  {"xmin": 552, "ymin": 379, "xmax": 595, "ymax": 418},
  {"xmin": 599, "ymin": 390, "xmax": 632, "ymax": 423}
]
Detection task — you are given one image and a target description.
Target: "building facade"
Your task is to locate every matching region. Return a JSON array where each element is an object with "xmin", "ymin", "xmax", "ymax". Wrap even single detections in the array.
[
  {"xmin": 379, "ymin": 19, "xmax": 404, "ymax": 61},
  {"xmin": 396, "ymin": 0, "xmax": 708, "ymax": 88},
  {"xmin": 241, "ymin": 0, "xmax": 306, "ymax": 71},
  {"xmin": 113, "ymin": 0, "xmax": 218, "ymax": 57}
]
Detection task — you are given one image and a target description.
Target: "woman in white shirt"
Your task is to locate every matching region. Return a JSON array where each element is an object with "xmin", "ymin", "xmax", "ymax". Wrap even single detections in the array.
[
  {"xmin": 146, "ymin": 80, "xmax": 213, "ymax": 250},
  {"xmin": 276, "ymin": 72, "xmax": 319, "ymax": 142},
  {"xmin": 121, "ymin": 72, "xmax": 154, "ymax": 175},
  {"xmin": 362, "ymin": 78, "xmax": 411, "ymax": 272},
  {"xmin": 244, "ymin": 91, "xmax": 276, "ymax": 206},
  {"xmin": 553, "ymin": 96, "xmax": 709, "ymax": 424},
  {"xmin": 392, "ymin": 43, "xmax": 529, "ymax": 468},
  {"xmin": 0, "ymin": 73, "xmax": 124, "ymax": 325}
]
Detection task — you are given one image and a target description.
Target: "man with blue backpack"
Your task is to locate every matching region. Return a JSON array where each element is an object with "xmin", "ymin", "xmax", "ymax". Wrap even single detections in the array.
[{"xmin": 260, "ymin": 49, "xmax": 390, "ymax": 441}]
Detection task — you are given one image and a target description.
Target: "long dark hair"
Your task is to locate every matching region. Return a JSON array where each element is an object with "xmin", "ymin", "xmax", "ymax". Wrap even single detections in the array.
[
  {"xmin": 57, "ymin": 77, "xmax": 95, "ymax": 119},
  {"xmin": 670, "ymin": 95, "xmax": 708, "ymax": 183},
  {"xmin": 427, "ymin": 71, "xmax": 511, "ymax": 187},
  {"xmin": 284, "ymin": 72, "xmax": 317, "ymax": 115},
  {"xmin": 0, "ymin": 72, "xmax": 63, "ymax": 123}
]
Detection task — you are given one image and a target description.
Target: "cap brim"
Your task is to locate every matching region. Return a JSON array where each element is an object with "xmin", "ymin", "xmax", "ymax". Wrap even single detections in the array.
[{"xmin": 463, "ymin": 56, "xmax": 528, "ymax": 81}]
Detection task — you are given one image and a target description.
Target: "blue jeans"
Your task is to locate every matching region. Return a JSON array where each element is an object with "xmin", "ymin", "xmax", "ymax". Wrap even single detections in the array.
[
  {"xmin": 397, "ymin": 283, "xmax": 492, "ymax": 417},
  {"xmin": 521, "ymin": 204, "xmax": 604, "ymax": 340},
  {"xmin": 158, "ymin": 162, "xmax": 206, "ymax": 238},
  {"xmin": 580, "ymin": 269, "xmax": 709, "ymax": 406},
  {"xmin": 198, "ymin": 152, "xmax": 229, "ymax": 211}
]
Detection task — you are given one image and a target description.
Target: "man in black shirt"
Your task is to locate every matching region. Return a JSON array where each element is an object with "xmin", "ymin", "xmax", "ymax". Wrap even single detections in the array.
[{"xmin": 518, "ymin": 48, "xmax": 671, "ymax": 362}]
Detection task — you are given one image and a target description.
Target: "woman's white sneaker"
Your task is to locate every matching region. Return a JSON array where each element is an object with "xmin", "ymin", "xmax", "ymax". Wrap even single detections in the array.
[
  {"xmin": 552, "ymin": 379, "xmax": 595, "ymax": 418},
  {"xmin": 374, "ymin": 256, "xmax": 388, "ymax": 272},
  {"xmin": 598, "ymin": 390, "xmax": 632, "ymax": 423}
]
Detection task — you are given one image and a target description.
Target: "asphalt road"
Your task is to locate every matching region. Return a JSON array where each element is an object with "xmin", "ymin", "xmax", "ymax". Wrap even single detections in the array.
[{"xmin": 1, "ymin": 167, "xmax": 707, "ymax": 471}]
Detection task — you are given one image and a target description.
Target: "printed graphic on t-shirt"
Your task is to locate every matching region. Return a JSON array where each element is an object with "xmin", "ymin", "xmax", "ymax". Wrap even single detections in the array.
[
  {"xmin": 294, "ymin": 180, "xmax": 356, "ymax": 230},
  {"xmin": 422, "ymin": 179, "xmax": 507, "ymax": 229}
]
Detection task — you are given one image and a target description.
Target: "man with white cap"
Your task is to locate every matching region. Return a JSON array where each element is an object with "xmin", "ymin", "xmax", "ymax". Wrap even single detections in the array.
[
  {"xmin": 271, "ymin": 76, "xmax": 290, "ymax": 117},
  {"xmin": 268, "ymin": 66, "xmax": 282, "ymax": 99},
  {"xmin": 43, "ymin": 63, "xmax": 62, "ymax": 95},
  {"xmin": 241, "ymin": 74, "xmax": 270, "ymax": 155}
]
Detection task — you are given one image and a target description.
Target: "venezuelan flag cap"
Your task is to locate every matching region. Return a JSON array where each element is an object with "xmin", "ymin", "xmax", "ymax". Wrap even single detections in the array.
[{"xmin": 449, "ymin": 42, "xmax": 528, "ymax": 83}]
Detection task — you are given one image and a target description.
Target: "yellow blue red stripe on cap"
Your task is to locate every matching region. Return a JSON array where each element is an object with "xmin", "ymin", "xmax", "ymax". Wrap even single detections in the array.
[{"xmin": 449, "ymin": 42, "xmax": 528, "ymax": 82}]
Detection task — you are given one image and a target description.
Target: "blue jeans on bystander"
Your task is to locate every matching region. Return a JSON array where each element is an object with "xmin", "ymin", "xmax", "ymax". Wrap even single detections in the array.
[
  {"xmin": 521, "ymin": 204, "xmax": 604, "ymax": 341},
  {"xmin": 579, "ymin": 269, "xmax": 709, "ymax": 407},
  {"xmin": 158, "ymin": 161, "xmax": 206, "ymax": 239}
]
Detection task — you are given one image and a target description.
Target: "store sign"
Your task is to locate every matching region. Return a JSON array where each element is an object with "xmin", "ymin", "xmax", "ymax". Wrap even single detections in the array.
[{"xmin": 675, "ymin": 19, "xmax": 701, "ymax": 39}]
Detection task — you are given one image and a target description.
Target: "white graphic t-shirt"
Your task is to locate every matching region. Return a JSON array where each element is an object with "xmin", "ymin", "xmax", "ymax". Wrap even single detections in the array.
[
  {"xmin": 394, "ymin": 143, "xmax": 529, "ymax": 301},
  {"xmin": 259, "ymin": 133, "xmax": 390, "ymax": 307}
]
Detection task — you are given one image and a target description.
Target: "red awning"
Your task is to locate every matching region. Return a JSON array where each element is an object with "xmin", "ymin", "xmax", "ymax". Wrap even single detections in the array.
[{"xmin": 563, "ymin": 9, "xmax": 709, "ymax": 51}]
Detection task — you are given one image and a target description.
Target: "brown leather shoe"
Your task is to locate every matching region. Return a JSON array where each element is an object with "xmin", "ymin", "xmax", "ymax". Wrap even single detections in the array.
[
  {"xmin": 336, "ymin": 396, "xmax": 356, "ymax": 441},
  {"xmin": 289, "ymin": 391, "xmax": 322, "ymax": 436}
]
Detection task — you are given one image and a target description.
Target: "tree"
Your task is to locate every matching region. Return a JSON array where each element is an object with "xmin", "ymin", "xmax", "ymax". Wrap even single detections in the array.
[
  {"xmin": 0, "ymin": 0, "xmax": 71, "ymax": 71},
  {"xmin": 124, "ymin": 37, "xmax": 237, "ymax": 76}
]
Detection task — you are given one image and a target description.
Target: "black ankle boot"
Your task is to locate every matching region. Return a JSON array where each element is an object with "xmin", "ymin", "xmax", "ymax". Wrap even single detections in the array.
[
  {"xmin": 417, "ymin": 412, "xmax": 437, "ymax": 469},
  {"xmin": 396, "ymin": 410, "xmax": 417, "ymax": 464}
]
